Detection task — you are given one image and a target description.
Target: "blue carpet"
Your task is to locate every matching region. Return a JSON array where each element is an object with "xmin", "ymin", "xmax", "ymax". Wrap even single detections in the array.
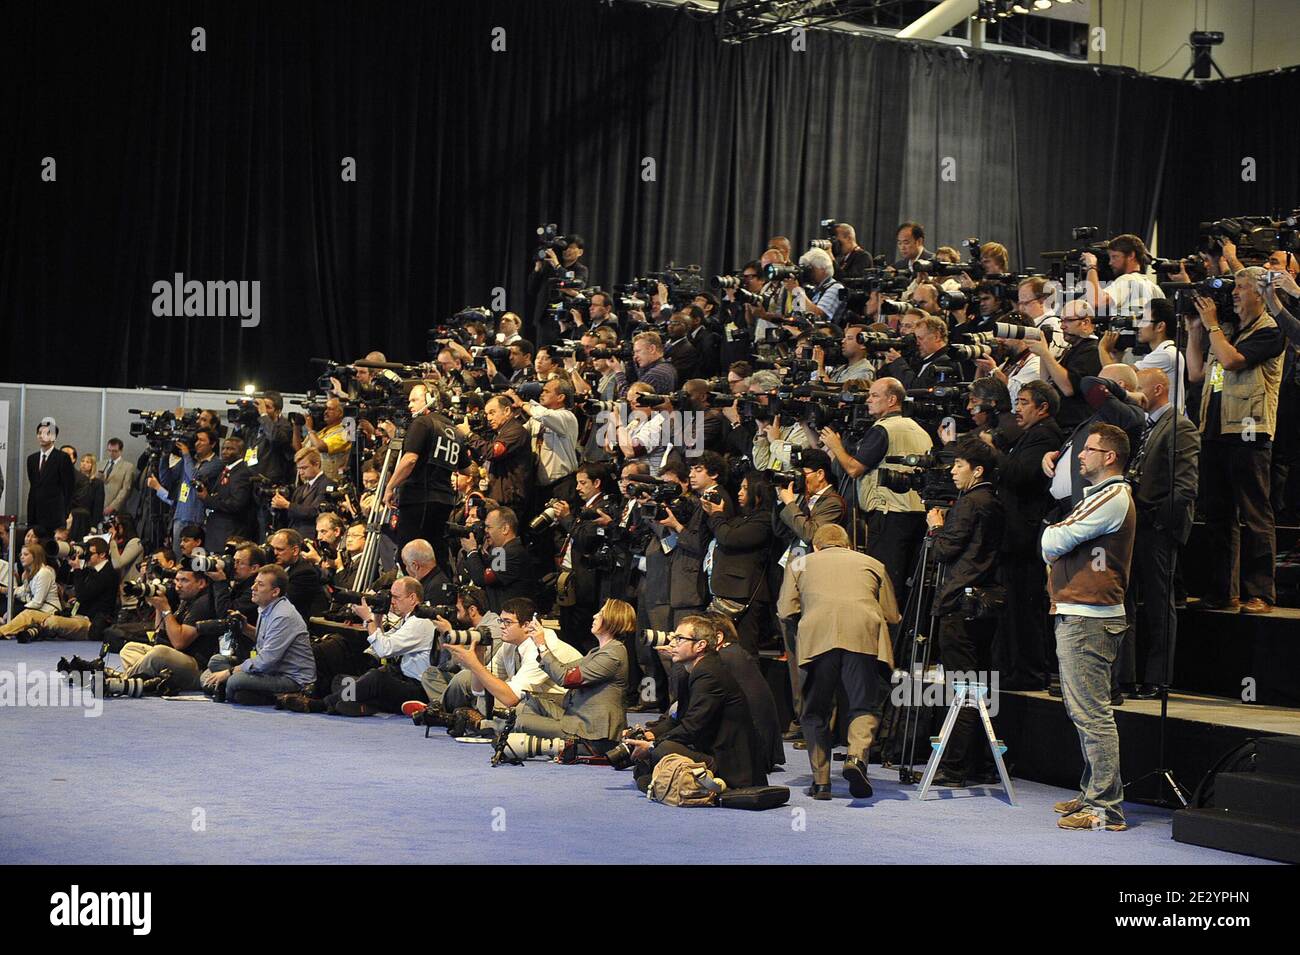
[{"xmin": 0, "ymin": 641, "xmax": 1273, "ymax": 865}]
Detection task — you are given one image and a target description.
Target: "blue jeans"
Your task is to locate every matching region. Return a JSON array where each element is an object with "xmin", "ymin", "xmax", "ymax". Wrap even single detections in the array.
[
  {"xmin": 1055, "ymin": 614, "xmax": 1126, "ymax": 825},
  {"xmin": 205, "ymin": 654, "xmax": 303, "ymax": 705}
]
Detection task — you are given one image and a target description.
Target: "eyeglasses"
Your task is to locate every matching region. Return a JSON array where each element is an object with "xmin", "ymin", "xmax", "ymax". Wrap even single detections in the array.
[
  {"xmin": 1079, "ymin": 445, "xmax": 1109, "ymax": 456},
  {"xmin": 668, "ymin": 635, "xmax": 698, "ymax": 645}
]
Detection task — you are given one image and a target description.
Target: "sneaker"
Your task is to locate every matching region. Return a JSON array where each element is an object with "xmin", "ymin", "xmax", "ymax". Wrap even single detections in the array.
[
  {"xmin": 1057, "ymin": 809, "xmax": 1126, "ymax": 831},
  {"xmin": 1054, "ymin": 796, "xmax": 1085, "ymax": 815},
  {"xmin": 1241, "ymin": 598, "xmax": 1274, "ymax": 615},
  {"xmin": 401, "ymin": 700, "xmax": 428, "ymax": 718},
  {"xmin": 842, "ymin": 757, "xmax": 873, "ymax": 798}
]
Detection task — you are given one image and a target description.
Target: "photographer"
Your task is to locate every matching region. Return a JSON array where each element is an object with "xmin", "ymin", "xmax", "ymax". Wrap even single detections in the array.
[
  {"xmin": 894, "ymin": 222, "xmax": 928, "ymax": 271},
  {"xmin": 609, "ymin": 331, "xmax": 674, "ymax": 395},
  {"xmin": 831, "ymin": 222, "xmax": 872, "ymax": 279},
  {"xmin": 308, "ymin": 576, "xmax": 436, "ymax": 716},
  {"xmin": 50, "ymin": 537, "xmax": 120, "ymax": 641},
  {"xmin": 113, "ymin": 569, "xmax": 221, "ymax": 692},
  {"xmin": 636, "ymin": 460, "xmax": 696, "ymax": 637},
  {"xmin": 530, "ymin": 234, "xmax": 588, "ymax": 347},
  {"xmin": 924, "ymin": 437, "xmax": 1004, "ymax": 787},
  {"xmin": 387, "ymin": 382, "xmax": 462, "ymax": 555},
  {"xmin": 458, "ymin": 394, "xmax": 532, "ymax": 514},
  {"xmin": 1022, "ymin": 298, "xmax": 1102, "ymax": 432},
  {"xmin": 205, "ymin": 544, "xmax": 263, "ymax": 657},
  {"xmin": 509, "ymin": 379, "xmax": 580, "ymax": 510},
  {"xmin": 789, "ymin": 247, "xmax": 844, "ymax": 325},
  {"xmin": 1099, "ymin": 298, "xmax": 1186, "ymax": 412},
  {"xmin": 1081, "ymin": 234, "xmax": 1165, "ymax": 319},
  {"xmin": 939, "ymin": 377, "xmax": 1019, "ymax": 451},
  {"xmin": 147, "ymin": 427, "xmax": 221, "ymax": 557},
  {"xmin": 399, "ymin": 538, "xmax": 454, "ymax": 607},
  {"xmin": 883, "ymin": 316, "xmax": 959, "ymax": 389},
  {"xmin": 271, "ymin": 447, "xmax": 329, "ymax": 539},
  {"xmin": 202, "ymin": 565, "xmax": 315, "ymax": 706},
  {"xmin": 983, "ymin": 315, "xmax": 1043, "ymax": 405},
  {"xmin": 268, "ymin": 529, "xmax": 327, "ymax": 620},
  {"xmin": 1187, "ymin": 267, "xmax": 1285, "ymax": 614},
  {"xmin": 411, "ymin": 585, "xmax": 507, "ymax": 718},
  {"xmin": 252, "ymin": 391, "xmax": 295, "ymax": 488},
  {"xmin": 663, "ymin": 313, "xmax": 703, "ymax": 382},
  {"xmin": 996, "ymin": 380, "xmax": 1065, "ymax": 691},
  {"xmin": 777, "ymin": 521, "xmax": 898, "ymax": 800},
  {"xmin": 1260, "ymin": 258, "xmax": 1300, "ymax": 522},
  {"xmin": 499, "ymin": 599, "xmax": 632, "ymax": 760},
  {"xmin": 198, "ymin": 436, "xmax": 257, "ymax": 551},
  {"xmin": 686, "ymin": 297, "xmax": 722, "ymax": 377},
  {"xmin": 547, "ymin": 462, "xmax": 620, "ymax": 653},
  {"xmin": 1040, "ymin": 424, "xmax": 1136, "ymax": 832},
  {"xmin": 817, "ymin": 377, "xmax": 930, "ymax": 600},
  {"xmin": 295, "ymin": 397, "xmax": 352, "ymax": 482},
  {"xmin": 813, "ymin": 323, "xmax": 874, "ymax": 385},
  {"xmin": 746, "ymin": 371, "xmax": 811, "ymax": 471},
  {"xmin": 610, "ymin": 383, "xmax": 673, "ymax": 477},
  {"xmin": 107, "ymin": 513, "xmax": 144, "ymax": 607},
  {"xmin": 699, "ymin": 471, "xmax": 775, "ymax": 658},
  {"xmin": 1043, "ymin": 365, "xmax": 1146, "ymax": 513},
  {"xmin": 1016, "ymin": 276, "xmax": 1065, "ymax": 355},
  {"xmin": 622, "ymin": 615, "xmax": 766, "ymax": 793},
  {"xmin": 772, "ymin": 448, "xmax": 845, "ymax": 558},
  {"xmin": 463, "ymin": 507, "xmax": 537, "ymax": 611},
  {"xmin": 302, "ymin": 512, "xmax": 347, "ymax": 581}
]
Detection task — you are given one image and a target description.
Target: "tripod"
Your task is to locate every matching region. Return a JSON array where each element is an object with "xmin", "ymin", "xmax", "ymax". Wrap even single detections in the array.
[
  {"xmin": 881, "ymin": 531, "xmax": 946, "ymax": 784},
  {"xmin": 134, "ymin": 450, "xmax": 168, "ymax": 552},
  {"xmin": 1124, "ymin": 300, "xmax": 1192, "ymax": 808},
  {"xmin": 350, "ymin": 435, "xmax": 403, "ymax": 593}
]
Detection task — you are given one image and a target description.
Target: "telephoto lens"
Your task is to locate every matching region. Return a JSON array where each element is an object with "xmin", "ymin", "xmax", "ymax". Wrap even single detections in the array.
[
  {"xmin": 991, "ymin": 322, "xmax": 1042, "ymax": 342},
  {"xmin": 641, "ymin": 629, "xmax": 673, "ymax": 649}
]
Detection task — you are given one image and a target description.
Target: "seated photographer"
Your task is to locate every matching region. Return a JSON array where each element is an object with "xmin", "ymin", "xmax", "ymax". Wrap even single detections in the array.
[
  {"xmin": 271, "ymin": 447, "xmax": 328, "ymax": 539},
  {"xmin": 621, "ymin": 615, "xmax": 766, "ymax": 793},
  {"xmin": 497, "ymin": 599, "xmax": 632, "ymax": 761},
  {"xmin": 107, "ymin": 513, "xmax": 145, "ymax": 608},
  {"xmin": 459, "ymin": 394, "xmax": 533, "ymax": 514},
  {"xmin": 268, "ymin": 529, "xmax": 327, "ymax": 619},
  {"xmin": 925, "ymin": 437, "xmax": 1004, "ymax": 787},
  {"xmin": 698, "ymin": 472, "xmax": 775, "ymax": 658},
  {"xmin": 111, "ymin": 569, "xmax": 222, "ymax": 693},
  {"xmin": 747, "ymin": 371, "xmax": 811, "ymax": 470},
  {"xmin": 51, "ymin": 537, "xmax": 121, "ymax": 641},
  {"xmin": 438, "ymin": 597, "xmax": 582, "ymax": 722},
  {"xmin": 462, "ymin": 507, "xmax": 537, "ymax": 612},
  {"xmin": 204, "ymin": 543, "xmax": 262, "ymax": 658},
  {"xmin": 409, "ymin": 585, "xmax": 509, "ymax": 719},
  {"xmin": 201, "ymin": 565, "xmax": 315, "ymax": 706},
  {"xmin": 300, "ymin": 576, "xmax": 435, "ymax": 716},
  {"xmin": 0, "ymin": 543, "xmax": 61, "ymax": 638},
  {"xmin": 710, "ymin": 612, "xmax": 785, "ymax": 772},
  {"xmin": 777, "ymin": 524, "xmax": 898, "ymax": 800}
]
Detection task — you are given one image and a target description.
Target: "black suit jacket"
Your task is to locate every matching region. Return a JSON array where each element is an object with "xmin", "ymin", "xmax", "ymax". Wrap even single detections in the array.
[
  {"xmin": 661, "ymin": 653, "xmax": 766, "ymax": 788},
  {"xmin": 284, "ymin": 558, "xmax": 327, "ymax": 620},
  {"xmin": 465, "ymin": 538, "xmax": 537, "ymax": 611},
  {"xmin": 931, "ymin": 483, "xmax": 1003, "ymax": 614},
  {"xmin": 708, "ymin": 507, "xmax": 772, "ymax": 602},
  {"xmin": 26, "ymin": 448, "xmax": 76, "ymax": 533},
  {"xmin": 286, "ymin": 476, "xmax": 329, "ymax": 538},
  {"xmin": 203, "ymin": 461, "xmax": 257, "ymax": 548},
  {"xmin": 997, "ymin": 419, "xmax": 1064, "ymax": 556},
  {"xmin": 688, "ymin": 325, "xmax": 721, "ymax": 378},
  {"xmin": 72, "ymin": 562, "xmax": 120, "ymax": 622},
  {"xmin": 718, "ymin": 643, "xmax": 784, "ymax": 771},
  {"xmin": 471, "ymin": 419, "xmax": 533, "ymax": 511},
  {"xmin": 837, "ymin": 247, "xmax": 872, "ymax": 279},
  {"xmin": 664, "ymin": 337, "xmax": 702, "ymax": 383},
  {"xmin": 1134, "ymin": 409, "xmax": 1200, "ymax": 544}
]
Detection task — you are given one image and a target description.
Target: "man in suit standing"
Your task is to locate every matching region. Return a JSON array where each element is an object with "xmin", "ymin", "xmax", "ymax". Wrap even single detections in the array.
[
  {"xmin": 778, "ymin": 523, "xmax": 900, "ymax": 801},
  {"xmin": 198, "ymin": 436, "xmax": 257, "ymax": 550},
  {"xmin": 1128, "ymin": 369, "xmax": 1200, "ymax": 698},
  {"xmin": 462, "ymin": 507, "xmax": 537, "ymax": 612},
  {"xmin": 270, "ymin": 447, "xmax": 329, "ymax": 539},
  {"xmin": 99, "ymin": 438, "xmax": 137, "ymax": 519},
  {"xmin": 26, "ymin": 417, "xmax": 76, "ymax": 535}
]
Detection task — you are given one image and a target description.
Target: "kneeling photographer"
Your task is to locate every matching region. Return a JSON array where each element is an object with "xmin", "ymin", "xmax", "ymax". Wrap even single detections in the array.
[
  {"xmin": 200, "ymin": 543, "xmax": 264, "ymax": 662},
  {"xmin": 201, "ymin": 565, "xmax": 315, "ymax": 706},
  {"xmin": 924, "ymin": 437, "xmax": 1005, "ymax": 787}
]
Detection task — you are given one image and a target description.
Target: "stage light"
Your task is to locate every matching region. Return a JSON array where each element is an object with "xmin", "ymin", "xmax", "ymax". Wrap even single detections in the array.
[
  {"xmin": 1034, "ymin": 0, "xmax": 1052, "ymax": 9},
  {"xmin": 243, "ymin": 383, "xmax": 256, "ymax": 395},
  {"xmin": 1012, "ymin": 3, "xmax": 1031, "ymax": 13}
]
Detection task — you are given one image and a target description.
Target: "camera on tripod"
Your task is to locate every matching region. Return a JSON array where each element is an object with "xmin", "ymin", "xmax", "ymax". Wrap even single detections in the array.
[
  {"xmin": 879, "ymin": 450, "xmax": 959, "ymax": 506},
  {"xmin": 128, "ymin": 408, "xmax": 200, "ymax": 457}
]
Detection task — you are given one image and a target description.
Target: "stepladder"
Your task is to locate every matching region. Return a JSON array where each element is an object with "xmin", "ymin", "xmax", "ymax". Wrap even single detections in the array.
[{"xmin": 917, "ymin": 681, "xmax": 1018, "ymax": 806}]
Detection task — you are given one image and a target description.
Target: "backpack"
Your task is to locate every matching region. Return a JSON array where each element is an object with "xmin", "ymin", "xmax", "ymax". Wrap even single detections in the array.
[{"xmin": 647, "ymin": 753, "xmax": 720, "ymax": 807}]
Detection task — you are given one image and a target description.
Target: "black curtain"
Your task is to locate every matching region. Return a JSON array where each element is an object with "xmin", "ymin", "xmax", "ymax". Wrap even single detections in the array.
[{"xmin": 3, "ymin": 0, "xmax": 1286, "ymax": 393}]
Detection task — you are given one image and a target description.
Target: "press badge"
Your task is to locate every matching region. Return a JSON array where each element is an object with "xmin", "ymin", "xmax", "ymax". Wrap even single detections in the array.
[
  {"xmin": 178, "ymin": 481, "xmax": 190, "ymax": 503},
  {"xmin": 1209, "ymin": 362, "xmax": 1225, "ymax": 393}
]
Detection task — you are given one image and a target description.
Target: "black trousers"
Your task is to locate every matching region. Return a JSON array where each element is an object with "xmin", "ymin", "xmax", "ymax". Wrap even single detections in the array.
[
  {"xmin": 995, "ymin": 553, "xmax": 1049, "ymax": 689},
  {"xmin": 310, "ymin": 633, "xmax": 379, "ymax": 699},
  {"xmin": 800, "ymin": 648, "xmax": 880, "ymax": 782},
  {"xmin": 1201, "ymin": 440, "xmax": 1276, "ymax": 604},
  {"xmin": 865, "ymin": 510, "xmax": 925, "ymax": 606},
  {"xmin": 1133, "ymin": 521, "xmax": 1179, "ymax": 686},
  {"xmin": 936, "ymin": 616, "xmax": 997, "ymax": 777},
  {"xmin": 325, "ymin": 663, "xmax": 422, "ymax": 714},
  {"xmin": 396, "ymin": 499, "xmax": 453, "ymax": 569}
]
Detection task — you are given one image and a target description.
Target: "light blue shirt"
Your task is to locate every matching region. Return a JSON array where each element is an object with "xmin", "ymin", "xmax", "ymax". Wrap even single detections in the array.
[{"xmin": 241, "ymin": 595, "xmax": 316, "ymax": 687}]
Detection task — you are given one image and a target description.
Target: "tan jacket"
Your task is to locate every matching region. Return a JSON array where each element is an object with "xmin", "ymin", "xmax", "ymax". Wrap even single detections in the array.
[
  {"xmin": 776, "ymin": 545, "xmax": 900, "ymax": 668},
  {"xmin": 856, "ymin": 413, "xmax": 932, "ymax": 513}
]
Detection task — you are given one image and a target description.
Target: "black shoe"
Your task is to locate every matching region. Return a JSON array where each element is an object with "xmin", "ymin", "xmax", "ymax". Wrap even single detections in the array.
[
  {"xmin": 1110, "ymin": 692, "xmax": 1125, "ymax": 706},
  {"xmin": 58, "ymin": 654, "xmax": 105, "ymax": 674},
  {"xmin": 1047, "ymin": 684, "xmax": 1063, "ymax": 698},
  {"xmin": 930, "ymin": 769, "xmax": 968, "ymax": 788},
  {"xmin": 15, "ymin": 626, "xmax": 42, "ymax": 644},
  {"xmin": 1134, "ymin": 684, "xmax": 1161, "ymax": 700},
  {"xmin": 782, "ymin": 723, "xmax": 803, "ymax": 741},
  {"xmin": 140, "ymin": 669, "xmax": 178, "ymax": 697},
  {"xmin": 625, "ymin": 700, "xmax": 659, "ymax": 714},
  {"xmin": 806, "ymin": 783, "xmax": 832, "ymax": 801},
  {"xmin": 843, "ymin": 757, "xmax": 873, "ymax": 798}
]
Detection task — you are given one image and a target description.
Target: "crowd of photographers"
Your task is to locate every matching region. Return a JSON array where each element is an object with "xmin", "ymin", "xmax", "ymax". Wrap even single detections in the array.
[{"xmin": 5, "ymin": 213, "xmax": 1298, "ymax": 816}]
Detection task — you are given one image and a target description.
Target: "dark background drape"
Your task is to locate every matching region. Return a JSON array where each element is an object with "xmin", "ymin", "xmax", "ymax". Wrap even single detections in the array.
[{"xmin": 2, "ymin": 0, "xmax": 1296, "ymax": 392}]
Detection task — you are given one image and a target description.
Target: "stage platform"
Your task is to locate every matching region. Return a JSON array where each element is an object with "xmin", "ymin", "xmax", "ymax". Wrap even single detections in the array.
[{"xmin": 0, "ymin": 641, "xmax": 1279, "ymax": 866}]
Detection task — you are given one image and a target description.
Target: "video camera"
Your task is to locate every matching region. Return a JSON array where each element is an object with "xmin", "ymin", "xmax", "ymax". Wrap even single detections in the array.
[
  {"xmin": 878, "ymin": 450, "xmax": 959, "ymax": 506},
  {"xmin": 128, "ymin": 408, "xmax": 201, "ymax": 458},
  {"xmin": 1041, "ymin": 226, "xmax": 1112, "ymax": 280}
]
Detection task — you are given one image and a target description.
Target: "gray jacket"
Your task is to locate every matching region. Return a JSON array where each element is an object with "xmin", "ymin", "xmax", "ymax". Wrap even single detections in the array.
[{"xmin": 538, "ymin": 639, "xmax": 628, "ymax": 742}]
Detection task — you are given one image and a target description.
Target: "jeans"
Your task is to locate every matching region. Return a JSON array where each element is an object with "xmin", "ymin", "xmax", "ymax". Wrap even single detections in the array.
[
  {"xmin": 204, "ymin": 654, "xmax": 303, "ymax": 705},
  {"xmin": 1055, "ymin": 614, "xmax": 1126, "ymax": 825}
]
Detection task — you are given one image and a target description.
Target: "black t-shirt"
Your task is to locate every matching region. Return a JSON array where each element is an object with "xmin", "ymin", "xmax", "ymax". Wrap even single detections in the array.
[
  {"xmin": 400, "ymin": 411, "xmax": 462, "ymax": 505},
  {"xmin": 1203, "ymin": 320, "xmax": 1286, "ymax": 443},
  {"xmin": 176, "ymin": 587, "xmax": 220, "ymax": 666}
]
